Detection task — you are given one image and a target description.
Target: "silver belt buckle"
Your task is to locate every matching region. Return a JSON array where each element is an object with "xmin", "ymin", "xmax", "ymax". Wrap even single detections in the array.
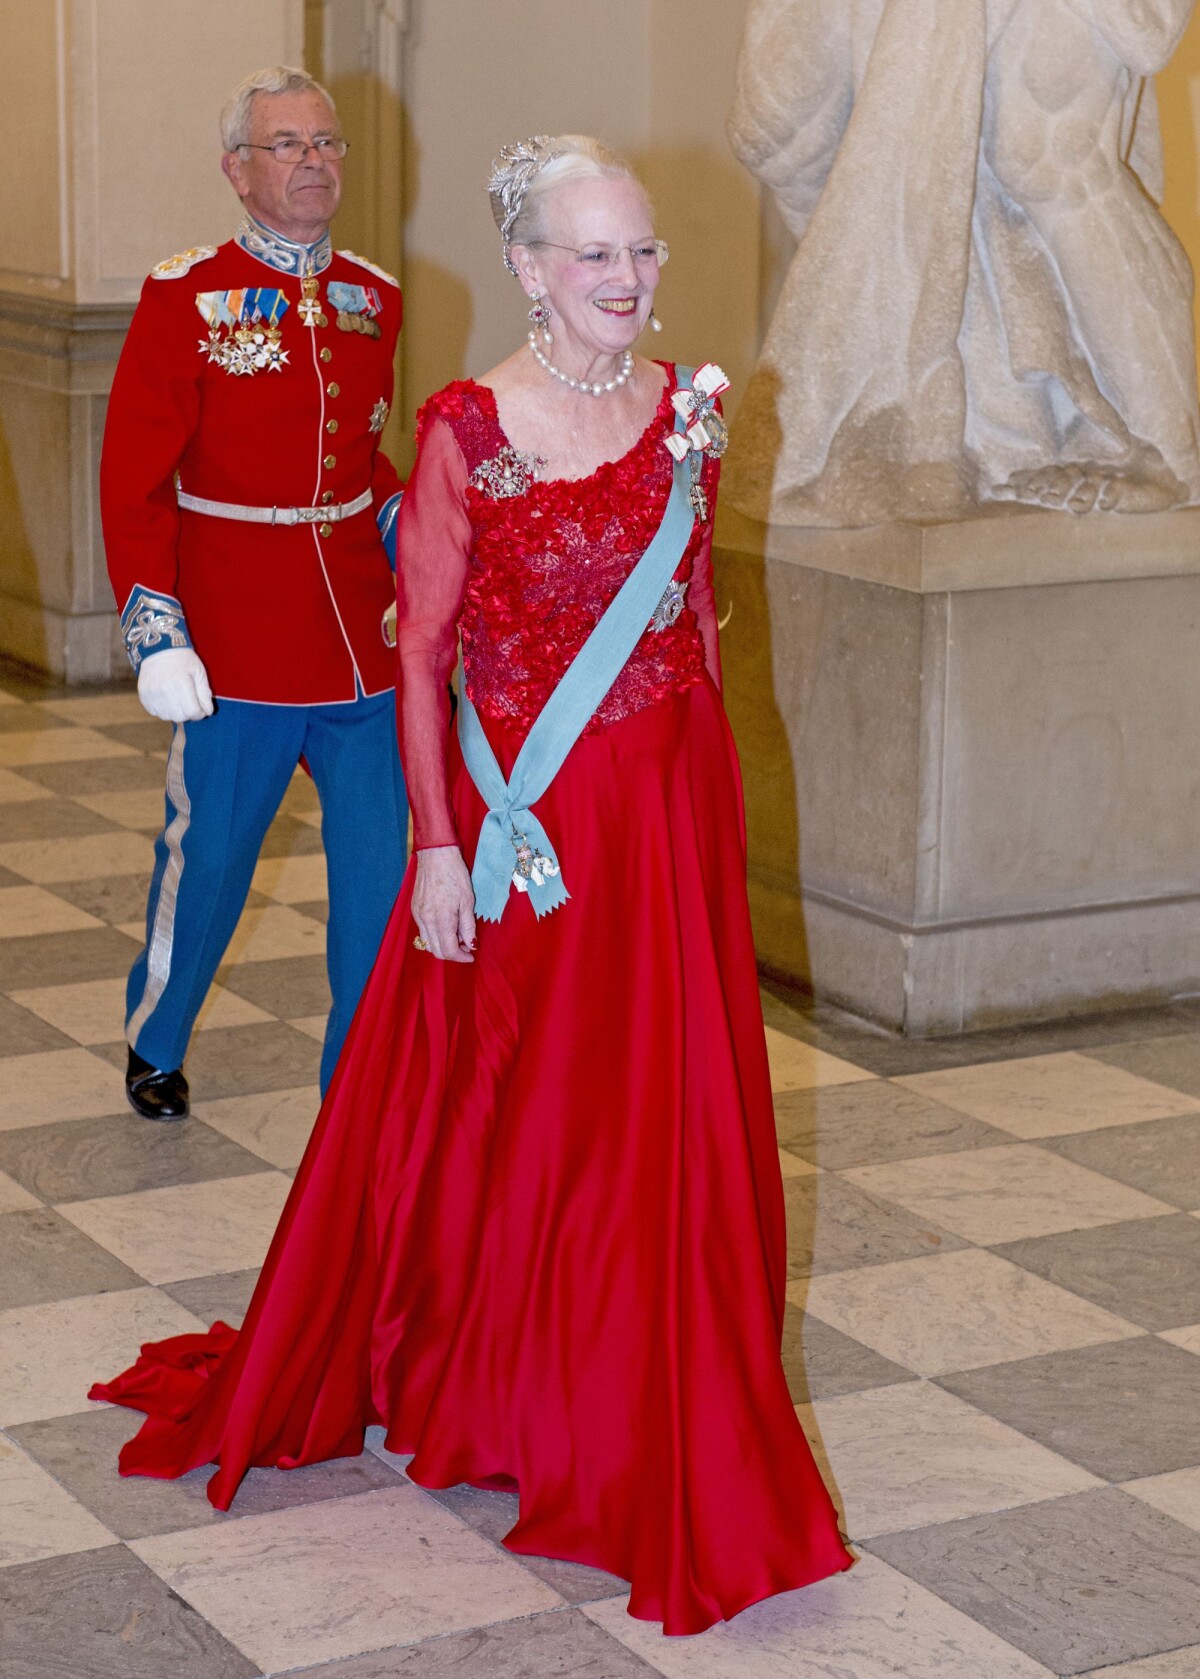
[{"xmin": 293, "ymin": 507, "xmax": 323, "ymax": 525}]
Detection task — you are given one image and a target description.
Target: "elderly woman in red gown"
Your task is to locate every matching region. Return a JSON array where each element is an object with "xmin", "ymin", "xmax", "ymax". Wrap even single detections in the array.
[{"xmin": 92, "ymin": 134, "xmax": 853, "ymax": 1636}]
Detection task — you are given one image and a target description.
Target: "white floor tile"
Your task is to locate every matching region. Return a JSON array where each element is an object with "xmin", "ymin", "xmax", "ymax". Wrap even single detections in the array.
[
  {"xmin": 0, "ymin": 729, "xmax": 136, "ymax": 767},
  {"xmin": 842, "ymin": 1144, "xmax": 1172, "ymax": 1244},
  {"xmin": 11, "ymin": 977, "xmax": 270, "ymax": 1046},
  {"xmin": 0, "ymin": 886, "xmax": 102, "ymax": 939},
  {"xmin": 0, "ymin": 831, "xmax": 154, "ymax": 884},
  {"xmin": 1123, "ymin": 1466, "xmax": 1200, "ymax": 1533},
  {"xmin": 287, "ymin": 1014, "xmax": 328, "ymax": 1043},
  {"xmin": 70, "ymin": 788, "xmax": 167, "ymax": 831},
  {"xmin": 764, "ymin": 1028, "xmax": 876, "ymax": 1093},
  {"xmin": 131, "ymin": 1484, "xmax": 562, "ymax": 1671},
  {"xmin": 194, "ymin": 1086, "xmax": 321, "ymax": 1169},
  {"xmin": 58, "ymin": 1172, "xmax": 292, "ymax": 1285},
  {"xmin": 801, "ymin": 1381, "xmax": 1100, "ymax": 1540},
  {"xmin": 1160, "ymin": 1323, "xmax": 1200, "ymax": 1357},
  {"xmin": 0, "ymin": 1048, "xmax": 127, "ymax": 1130},
  {"xmin": 0, "ymin": 1435, "xmax": 115, "ymax": 1566},
  {"xmin": 583, "ymin": 1550, "xmax": 1055, "ymax": 1676},
  {"xmin": 0, "ymin": 1171, "xmax": 40, "ymax": 1214},
  {"xmin": 896, "ymin": 1053, "xmax": 1200, "ymax": 1139},
  {"xmin": 798, "ymin": 1248, "xmax": 1142, "ymax": 1377},
  {"xmin": 250, "ymin": 853, "xmax": 329, "ymax": 904},
  {"xmin": 34, "ymin": 694, "xmax": 148, "ymax": 726},
  {"xmin": 1077, "ymin": 1654, "xmax": 1200, "ymax": 1678},
  {"xmin": 0, "ymin": 1288, "xmax": 204, "ymax": 1425},
  {"xmin": 0, "ymin": 768, "xmax": 53, "ymax": 804},
  {"xmin": 222, "ymin": 904, "xmax": 327, "ymax": 963}
]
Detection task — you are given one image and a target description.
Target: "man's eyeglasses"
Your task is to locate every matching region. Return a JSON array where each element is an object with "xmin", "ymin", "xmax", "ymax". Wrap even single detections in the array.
[
  {"xmin": 529, "ymin": 239, "xmax": 669, "ymax": 270},
  {"xmin": 238, "ymin": 138, "xmax": 350, "ymax": 163}
]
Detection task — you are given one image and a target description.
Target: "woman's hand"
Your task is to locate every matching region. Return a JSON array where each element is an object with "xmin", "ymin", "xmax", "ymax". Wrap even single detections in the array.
[{"xmin": 413, "ymin": 845, "xmax": 477, "ymax": 963}]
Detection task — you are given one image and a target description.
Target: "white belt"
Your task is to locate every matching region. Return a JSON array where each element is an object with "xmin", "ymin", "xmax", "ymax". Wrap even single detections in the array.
[{"xmin": 176, "ymin": 487, "xmax": 373, "ymax": 526}]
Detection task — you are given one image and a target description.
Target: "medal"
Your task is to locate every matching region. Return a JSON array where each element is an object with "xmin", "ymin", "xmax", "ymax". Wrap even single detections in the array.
[
  {"xmin": 298, "ymin": 276, "xmax": 323, "ymax": 328},
  {"xmin": 195, "ymin": 288, "xmax": 291, "ymax": 374},
  {"xmin": 330, "ymin": 280, "xmax": 383, "ymax": 338}
]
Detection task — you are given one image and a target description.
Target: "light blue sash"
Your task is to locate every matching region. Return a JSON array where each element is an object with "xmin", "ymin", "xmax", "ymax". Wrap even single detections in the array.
[{"xmin": 459, "ymin": 364, "xmax": 697, "ymax": 923}]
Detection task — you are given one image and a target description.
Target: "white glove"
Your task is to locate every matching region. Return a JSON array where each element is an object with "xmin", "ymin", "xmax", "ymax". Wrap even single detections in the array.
[{"xmin": 137, "ymin": 648, "xmax": 214, "ymax": 723}]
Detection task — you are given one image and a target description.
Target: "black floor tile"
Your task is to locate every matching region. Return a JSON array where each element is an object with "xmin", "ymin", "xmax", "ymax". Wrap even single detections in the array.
[
  {"xmin": 938, "ymin": 1335, "xmax": 1200, "ymax": 1480},
  {"xmin": 0, "ymin": 993, "xmax": 76, "ymax": 1057},
  {"xmin": 0, "ymin": 1113, "xmax": 269, "ymax": 1204},
  {"xmin": 0, "ymin": 801, "xmax": 119, "ymax": 843},
  {"xmin": 868, "ymin": 1488, "xmax": 1200, "ymax": 1675},
  {"xmin": 0, "ymin": 1545, "xmax": 261, "ymax": 1677},
  {"xmin": 994, "ymin": 1213, "xmax": 1200, "ymax": 1332},
  {"xmin": 0, "ymin": 928, "xmax": 141, "ymax": 990},
  {"xmin": 1046, "ymin": 1113, "xmax": 1200, "ymax": 1210},
  {"xmin": 0, "ymin": 1206, "xmax": 145, "ymax": 1308},
  {"xmin": 162, "ymin": 1268, "xmax": 261, "ymax": 1328},
  {"xmin": 10, "ymin": 1405, "xmax": 400, "ymax": 1543}
]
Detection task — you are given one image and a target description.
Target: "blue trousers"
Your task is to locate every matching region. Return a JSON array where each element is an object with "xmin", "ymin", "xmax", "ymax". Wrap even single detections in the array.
[{"xmin": 126, "ymin": 688, "xmax": 407, "ymax": 1094}]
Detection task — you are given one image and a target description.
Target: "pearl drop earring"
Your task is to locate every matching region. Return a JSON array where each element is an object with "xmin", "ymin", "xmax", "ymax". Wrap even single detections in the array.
[
  {"xmin": 528, "ymin": 293, "xmax": 553, "ymax": 343},
  {"xmin": 650, "ymin": 308, "xmax": 663, "ymax": 334}
]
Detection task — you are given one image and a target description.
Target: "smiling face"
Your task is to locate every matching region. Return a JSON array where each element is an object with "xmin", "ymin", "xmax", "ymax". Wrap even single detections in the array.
[
  {"xmin": 514, "ymin": 174, "xmax": 660, "ymax": 369},
  {"xmin": 221, "ymin": 88, "xmax": 344, "ymax": 245}
]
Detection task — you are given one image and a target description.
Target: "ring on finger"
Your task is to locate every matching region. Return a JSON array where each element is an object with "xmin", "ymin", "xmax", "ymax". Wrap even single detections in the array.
[{"xmin": 412, "ymin": 934, "xmax": 430, "ymax": 952}]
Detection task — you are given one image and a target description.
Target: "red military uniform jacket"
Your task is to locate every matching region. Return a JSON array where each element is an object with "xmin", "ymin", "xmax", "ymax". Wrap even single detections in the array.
[{"xmin": 102, "ymin": 218, "xmax": 403, "ymax": 704}]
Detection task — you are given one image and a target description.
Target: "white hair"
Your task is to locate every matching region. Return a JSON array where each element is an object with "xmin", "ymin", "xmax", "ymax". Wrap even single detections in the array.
[
  {"xmin": 489, "ymin": 135, "xmax": 646, "ymax": 269},
  {"xmin": 220, "ymin": 66, "xmax": 337, "ymax": 152}
]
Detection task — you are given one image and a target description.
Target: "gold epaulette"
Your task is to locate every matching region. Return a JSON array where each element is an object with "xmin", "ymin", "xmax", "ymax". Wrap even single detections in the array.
[
  {"xmin": 151, "ymin": 245, "xmax": 218, "ymax": 281},
  {"xmin": 338, "ymin": 249, "xmax": 399, "ymax": 288}
]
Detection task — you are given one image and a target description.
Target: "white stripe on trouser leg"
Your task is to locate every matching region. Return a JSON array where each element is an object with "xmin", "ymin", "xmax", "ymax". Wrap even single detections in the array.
[{"xmin": 127, "ymin": 722, "xmax": 191, "ymax": 1048}]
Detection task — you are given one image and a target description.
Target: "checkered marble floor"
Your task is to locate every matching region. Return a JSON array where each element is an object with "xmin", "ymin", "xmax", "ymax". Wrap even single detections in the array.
[{"xmin": 3, "ymin": 657, "xmax": 1200, "ymax": 1678}]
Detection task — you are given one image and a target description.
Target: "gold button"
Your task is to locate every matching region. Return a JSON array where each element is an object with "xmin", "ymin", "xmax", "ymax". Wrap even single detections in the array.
[
  {"xmin": 322, "ymin": 490, "xmax": 334, "ymax": 504},
  {"xmin": 320, "ymin": 348, "xmax": 332, "ymax": 363},
  {"xmin": 319, "ymin": 522, "xmax": 333, "ymax": 538},
  {"xmin": 326, "ymin": 419, "xmax": 339, "ymax": 434},
  {"xmin": 327, "ymin": 381, "xmax": 340, "ymax": 397},
  {"xmin": 324, "ymin": 454, "xmax": 336, "ymax": 469}
]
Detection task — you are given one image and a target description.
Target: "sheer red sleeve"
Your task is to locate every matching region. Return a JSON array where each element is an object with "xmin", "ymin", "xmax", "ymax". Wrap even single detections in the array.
[
  {"xmin": 394, "ymin": 413, "xmax": 472, "ymax": 851},
  {"xmin": 690, "ymin": 458, "xmax": 723, "ymax": 693}
]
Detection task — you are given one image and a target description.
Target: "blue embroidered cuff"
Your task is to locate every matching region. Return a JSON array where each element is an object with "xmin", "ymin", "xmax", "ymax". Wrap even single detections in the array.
[
  {"xmin": 377, "ymin": 492, "xmax": 403, "ymax": 573},
  {"xmin": 120, "ymin": 585, "xmax": 193, "ymax": 672}
]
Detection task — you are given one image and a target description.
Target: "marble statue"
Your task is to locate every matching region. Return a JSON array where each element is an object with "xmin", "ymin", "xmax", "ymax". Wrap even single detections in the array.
[{"xmin": 727, "ymin": 0, "xmax": 1200, "ymax": 525}]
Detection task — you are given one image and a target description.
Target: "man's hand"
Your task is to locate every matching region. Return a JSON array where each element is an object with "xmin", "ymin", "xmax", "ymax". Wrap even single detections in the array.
[
  {"xmin": 137, "ymin": 648, "xmax": 215, "ymax": 723},
  {"xmin": 412, "ymin": 845, "xmax": 477, "ymax": 962}
]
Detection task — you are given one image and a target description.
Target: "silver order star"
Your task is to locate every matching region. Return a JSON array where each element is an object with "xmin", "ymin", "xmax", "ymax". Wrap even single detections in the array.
[{"xmin": 369, "ymin": 398, "xmax": 389, "ymax": 433}]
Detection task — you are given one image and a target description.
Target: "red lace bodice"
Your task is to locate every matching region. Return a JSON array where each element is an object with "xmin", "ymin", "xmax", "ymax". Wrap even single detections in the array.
[{"xmin": 394, "ymin": 362, "xmax": 722, "ymax": 849}]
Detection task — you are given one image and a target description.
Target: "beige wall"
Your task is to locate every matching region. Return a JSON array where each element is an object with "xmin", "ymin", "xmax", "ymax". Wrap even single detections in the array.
[
  {"xmin": 1158, "ymin": 10, "xmax": 1200, "ymax": 384},
  {"xmin": 0, "ymin": 0, "xmax": 304, "ymax": 304},
  {"xmin": 0, "ymin": 0, "xmax": 304, "ymax": 679},
  {"xmin": 394, "ymin": 0, "xmax": 757, "ymax": 467}
]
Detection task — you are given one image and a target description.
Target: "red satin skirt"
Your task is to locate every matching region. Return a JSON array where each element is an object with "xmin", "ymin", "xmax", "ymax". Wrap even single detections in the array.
[{"xmin": 90, "ymin": 679, "xmax": 853, "ymax": 1635}]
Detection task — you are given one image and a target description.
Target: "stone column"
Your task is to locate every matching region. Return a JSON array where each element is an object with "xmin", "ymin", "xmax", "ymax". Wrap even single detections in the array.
[{"xmin": 0, "ymin": 0, "xmax": 303, "ymax": 681}]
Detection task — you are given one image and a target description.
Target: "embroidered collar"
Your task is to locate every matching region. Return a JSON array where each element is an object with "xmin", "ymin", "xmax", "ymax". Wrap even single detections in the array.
[{"xmin": 236, "ymin": 214, "xmax": 332, "ymax": 276}]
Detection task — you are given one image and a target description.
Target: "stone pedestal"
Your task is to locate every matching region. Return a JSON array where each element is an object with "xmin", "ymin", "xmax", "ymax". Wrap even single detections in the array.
[
  {"xmin": 0, "ymin": 296, "xmax": 131, "ymax": 680},
  {"xmin": 714, "ymin": 504, "xmax": 1200, "ymax": 1034}
]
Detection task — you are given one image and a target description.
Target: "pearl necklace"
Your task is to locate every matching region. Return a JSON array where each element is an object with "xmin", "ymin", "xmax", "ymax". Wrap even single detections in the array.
[{"xmin": 527, "ymin": 332, "xmax": 634, "ymax": 397}]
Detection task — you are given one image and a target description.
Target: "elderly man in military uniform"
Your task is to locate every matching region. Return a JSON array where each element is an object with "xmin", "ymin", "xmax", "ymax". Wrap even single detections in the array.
[{"xmin": 103, "ymin": 65, "xmax": 407, "ymax": 1120}]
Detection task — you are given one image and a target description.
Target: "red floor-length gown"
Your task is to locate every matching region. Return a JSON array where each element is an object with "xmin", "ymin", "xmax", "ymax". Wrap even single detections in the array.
[{"xmin": 91, "ymin": 364, "xmax": 854, "ymax": 1635}]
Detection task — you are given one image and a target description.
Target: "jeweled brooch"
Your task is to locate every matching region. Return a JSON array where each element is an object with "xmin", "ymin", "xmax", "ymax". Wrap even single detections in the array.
[
  {"xmin": 470, "ymin": 445, "xmax": 545, "ymax": 499},
  {"xmin": 663, "ymin": 362, "xmax": 731, "ymax": 520}
]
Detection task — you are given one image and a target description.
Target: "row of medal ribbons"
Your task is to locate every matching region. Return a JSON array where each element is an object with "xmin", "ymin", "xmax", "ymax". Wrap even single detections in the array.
[{"xmin": 195, "ymin": 281, "xmax": 383, "ymax": 374}]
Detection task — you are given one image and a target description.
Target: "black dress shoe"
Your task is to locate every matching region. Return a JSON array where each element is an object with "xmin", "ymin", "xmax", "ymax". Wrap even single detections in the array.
[{"xmin": 126, "ymin": 1047, "xmax": 190, "ymax": 1121}]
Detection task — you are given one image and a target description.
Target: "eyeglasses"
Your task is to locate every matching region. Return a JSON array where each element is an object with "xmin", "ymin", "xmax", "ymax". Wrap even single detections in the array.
[
  {"xmin": 238, "ymin": 138, "xmax": 350, "ymax": 163},
  {"xmin": 530, "ymin": 239, "xmax": 669, "ymax": 270}
]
